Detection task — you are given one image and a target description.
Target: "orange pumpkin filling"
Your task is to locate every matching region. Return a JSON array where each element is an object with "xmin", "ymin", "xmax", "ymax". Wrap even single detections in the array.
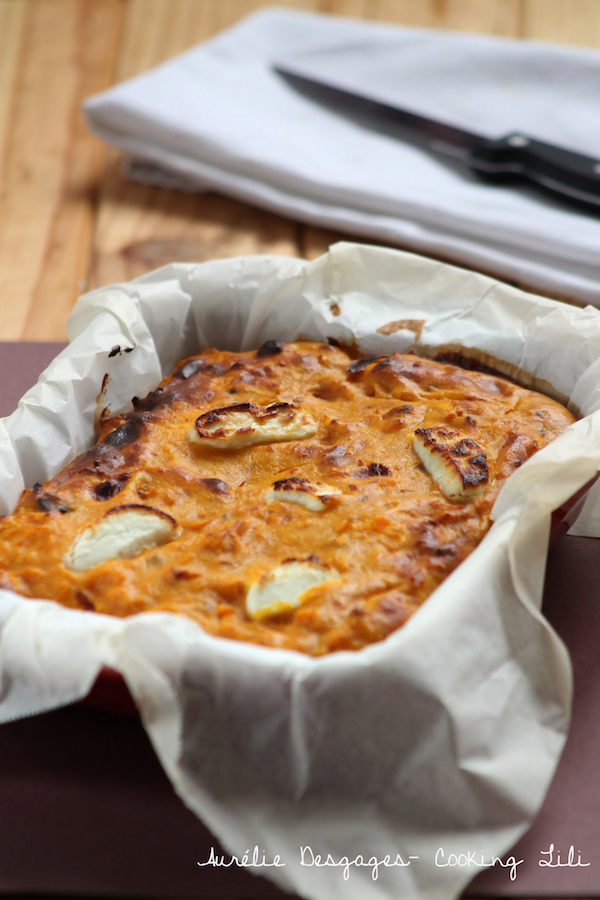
[{"xmin": 0, "ymin": 341, "xmax": 575, "ymax": 655}]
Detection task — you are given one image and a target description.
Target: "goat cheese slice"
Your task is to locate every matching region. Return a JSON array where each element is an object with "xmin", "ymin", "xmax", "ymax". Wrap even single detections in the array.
[
  {"xmin": 187, "ymin": 402, "xmax": 316, "ymax": 450},
  {"xmin": 265, "ymin": 477, "xmax": 342, "ymax": 511},
  {"xmin": 246, "ymin": 561, "xmax": 339, "ymax": 620},
  {"xmin": 413, "ymin": 426, "xmax": 489, "ymax": 500},
  {"xmin": 66, "ymin": 505, "xmax": 177, "ymax": 572}
]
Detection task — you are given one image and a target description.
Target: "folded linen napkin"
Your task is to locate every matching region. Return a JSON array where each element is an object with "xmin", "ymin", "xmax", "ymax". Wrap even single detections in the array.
[{"xmin": 84, "ymin": 7, "xmax": 600, "ymax": 305}]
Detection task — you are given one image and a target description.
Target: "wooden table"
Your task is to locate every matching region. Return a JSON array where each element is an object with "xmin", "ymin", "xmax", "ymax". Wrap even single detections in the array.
[
  {"xmin": 0, "ymin": 3, "xmax": 599, "ymax": 899},
  {"xmin": 1, "ymin": 0, "xmax": 600, "ymax": 343}
]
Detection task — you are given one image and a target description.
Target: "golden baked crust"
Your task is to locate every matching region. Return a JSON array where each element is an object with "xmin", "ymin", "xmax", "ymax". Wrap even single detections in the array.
[{"xmin": 0, "ymin": 340, "xmax": 575, "ymax": 655}]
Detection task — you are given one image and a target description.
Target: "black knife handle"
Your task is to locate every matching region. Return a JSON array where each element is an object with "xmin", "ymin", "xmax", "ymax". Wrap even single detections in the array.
[{"xmin": 470, "ymin": 133, "xmax": 600, "ymax": 208}]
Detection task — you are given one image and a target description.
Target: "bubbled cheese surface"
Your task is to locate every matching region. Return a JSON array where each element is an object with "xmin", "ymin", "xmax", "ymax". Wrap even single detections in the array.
[{"xmin": 0, "ymin": 341, "xmax": 575, "ymax": 654}]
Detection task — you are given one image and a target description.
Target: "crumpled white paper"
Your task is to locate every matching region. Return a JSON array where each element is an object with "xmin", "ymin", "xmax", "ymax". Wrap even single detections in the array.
[{"xmin": 2, "ymin": 243, "xmax": 600, "ymax": 900}]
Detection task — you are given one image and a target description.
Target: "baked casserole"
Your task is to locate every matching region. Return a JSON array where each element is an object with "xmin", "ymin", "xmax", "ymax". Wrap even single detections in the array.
[{"xmin": 0, "ymin": 340, "xmax": 575, "ymax": 655}]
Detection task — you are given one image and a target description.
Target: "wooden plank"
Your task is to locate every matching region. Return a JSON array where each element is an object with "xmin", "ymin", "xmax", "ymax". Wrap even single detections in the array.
[
  {"xmin": 522, "ymin": 0, "xmax": 600, "ymax": 45},
  {"xmin": 115, "ymin": 0, "xmax": 324, "ymax": 81},
  {"xmin": 89, "ymin": 157, "xmax": 303, "ymax": 287},
  {"xmin": 363, "ymin": 0, "xmax": 522, "ymax": 35},
  {"xmin": 0, "ymin": 0, "xmax": 124, "ymax": 341},
  {"xmin": 324, "ymin": 0, "xmax": 375, "ymax": 16},
  {"xmin": 301, "ymin": 224, "xmax": 393, "ymax": 263},
  {"xmin": 0, "ymin": 2, "xmax": 26, "ymax": 161},
  {"xmin": 88, "ymin": 0, "xmax": 329, "ymax": 290}
]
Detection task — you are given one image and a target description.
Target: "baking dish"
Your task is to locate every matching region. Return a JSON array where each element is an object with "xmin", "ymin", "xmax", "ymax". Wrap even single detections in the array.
[{"xmin": 2, "ymin": 242, "xmax": 600, "ymax": 900}]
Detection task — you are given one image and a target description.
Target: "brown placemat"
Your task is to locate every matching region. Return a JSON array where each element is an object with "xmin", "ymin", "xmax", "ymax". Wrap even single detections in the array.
[
  {"xmin": 1, "ymin": 342, "xmax": 598, "ymax": 897},
  {"xmin": 467, "ymin": 534, "xmax": 600, "ymax": 897},
  {"xmin": 0, "ymin": 341, "xmax": 66, "ymax": 419}
]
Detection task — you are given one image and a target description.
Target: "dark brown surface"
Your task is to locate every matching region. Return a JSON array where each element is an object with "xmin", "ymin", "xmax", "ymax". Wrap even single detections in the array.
[
  {"xmin": 0, "ymin": 341, "xmax": 67, "ymax": 418},
  {"xmin": 1, "ymin": 342, "xmax": 600, "ymax": 897},
  {"xmin": 467, "ymin": 534, "xmax": 600, "ymax": 896},
  {"xmin": 0, "ymin": 705, "xmax": 288, "ymax": 898}
]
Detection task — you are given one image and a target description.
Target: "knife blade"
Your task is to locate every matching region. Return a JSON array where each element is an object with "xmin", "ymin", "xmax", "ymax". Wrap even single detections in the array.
[{"xmin": 274, "ymin": 63, "xmax": 600, "ymax": 212}]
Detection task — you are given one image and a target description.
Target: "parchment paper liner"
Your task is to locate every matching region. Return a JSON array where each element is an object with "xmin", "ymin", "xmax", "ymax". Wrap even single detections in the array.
[{"xmin": 2, "ymin": 242, "xmax": 600, "ymax": 900}]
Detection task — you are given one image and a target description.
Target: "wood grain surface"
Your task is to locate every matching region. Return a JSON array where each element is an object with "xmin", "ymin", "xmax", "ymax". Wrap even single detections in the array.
[{"xmin": 0, "ymin": 0, "xmax": 596, "ymax": 343}]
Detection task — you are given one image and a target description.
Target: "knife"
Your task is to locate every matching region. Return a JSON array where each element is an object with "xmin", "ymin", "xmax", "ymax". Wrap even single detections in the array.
[{"xmin": 274, "ymin": 63, "xmax": 600, "ymax": 212}]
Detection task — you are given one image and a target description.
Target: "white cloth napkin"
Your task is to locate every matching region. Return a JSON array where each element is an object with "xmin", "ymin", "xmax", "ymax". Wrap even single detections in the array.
[{"xmin": 84, "ymin": 8, "xmax": 600, "ymax": 305}]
